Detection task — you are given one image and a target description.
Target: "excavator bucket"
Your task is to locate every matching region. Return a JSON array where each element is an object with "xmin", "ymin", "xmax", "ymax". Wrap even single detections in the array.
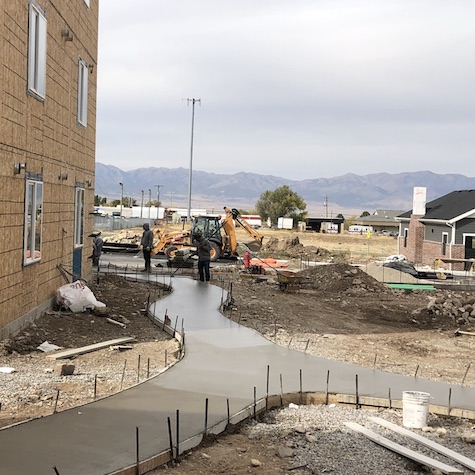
[{"xmin": 244, "ymin": 239, "xmax": 262, "ymax": 252}]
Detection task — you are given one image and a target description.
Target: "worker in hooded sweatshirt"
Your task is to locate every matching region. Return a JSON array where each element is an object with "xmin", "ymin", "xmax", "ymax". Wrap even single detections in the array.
[{"xmin": 141, "ymin": 223, "xmax": 154, "ymax": 272}]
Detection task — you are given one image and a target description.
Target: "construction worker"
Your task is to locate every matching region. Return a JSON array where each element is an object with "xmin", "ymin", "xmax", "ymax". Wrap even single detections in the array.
[
  {"xmin": 141, "ymin": 223, "xmax": 154, "ymax": 272},
  {"xmin": 194, "ymin": 232, "xmax": 211, "ymax": 282}
]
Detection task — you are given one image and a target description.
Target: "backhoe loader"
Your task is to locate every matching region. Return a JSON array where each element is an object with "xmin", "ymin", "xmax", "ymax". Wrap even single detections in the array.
[{"xmin": 151, "ymin": 207, "xmax": 264, "ymax": 262}]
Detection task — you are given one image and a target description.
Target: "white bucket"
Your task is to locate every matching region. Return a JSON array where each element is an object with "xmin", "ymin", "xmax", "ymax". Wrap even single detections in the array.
[{"xmin": 402, "ymin": 391, "xmax": 430, "ymax": 428}]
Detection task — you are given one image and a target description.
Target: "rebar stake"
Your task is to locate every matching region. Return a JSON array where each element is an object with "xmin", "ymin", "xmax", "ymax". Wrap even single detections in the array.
[
  {"xmin": 53, "ymin": 389, "xmax": 60, "ymax": 413},
  {"xmin": 279, "ymin": 374, "xmax": 283, "ymax": 406},
  {"xmin": 120, "ymin": 360, "xmax": 127, "ymax": 390},
  {"xmin": 325, "ymin": 370, "xmax": 330, "ymax": 405},
  {"xmin": 299, "ymin": 369, "xmax": 303, "ymax": 404},
  {"xmin": 355, "ymin": 375, "xmax": 360, "ymax": 409},
  {"xmin": 266, "ymin": 365, "xmax": 270, "ymax": 410},
  {"xmin": 204, "ymin": 398, "xmax": 209, "ymax": 434},
  {"xmin": 167, "ymin": 416, "xmax": 174, "ymax": 461},
  {"xmin": 137, "ymin": 355, "xmax": 141, "ymax": 383},
  {"xmin": 135, "ymin": 426, "xmax": 140, "ymax": 475},
  {"xmin": 53, "ymin": 466, "xmax": 61, "ymax": 475},
  {"xmin": 462, "ymin": 363, "xmax": 471, "ymax": 385},
  {"xmin": 94, "ymin": 374, "xmax": 97, "ymax": 400}
]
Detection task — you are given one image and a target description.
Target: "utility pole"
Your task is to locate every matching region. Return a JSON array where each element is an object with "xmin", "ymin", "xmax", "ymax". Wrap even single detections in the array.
[
  {"xmin": 185, "ymin": 98, "xmax": 201, "ymax": 222},
  {"xmin": 119, "ymin": 182, "xmax": 124, "ymax": 218},
  {"xmin": 148, "ymin": 189, "xmax": 151, "ymax": 219},
  {"xmin": 155, "ymin": 184, "xmax": 163, "ymax": 220},
  {"xmin": 140, "ymin": 190, "xmax": 144, "ymax": 218},
  {"xmin": 324, "ymin": 195, "xmax": 328, "ymax": 219}
]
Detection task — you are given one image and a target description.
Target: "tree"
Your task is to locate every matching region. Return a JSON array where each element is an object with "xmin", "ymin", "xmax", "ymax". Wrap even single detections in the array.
[
  {"xmin": 360, "ymin": 211, "xmax": 370, "ymax": 217},
  {"xmin": 94, "ymin": 195, "xmax": 108, "ymax": 206},
  {"xmin": 256, "ymin": 185, "xmax": 306, "ymax": 226}
]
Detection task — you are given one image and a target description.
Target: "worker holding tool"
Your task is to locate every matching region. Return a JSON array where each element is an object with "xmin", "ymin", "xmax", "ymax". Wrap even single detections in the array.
[
  {"xmin": 141, "ymin": 223, "xmax": 154, "ymax": 272},
  {"xmin": 194, "ymin": 232, "xmax": 211, "ymax": 282}
]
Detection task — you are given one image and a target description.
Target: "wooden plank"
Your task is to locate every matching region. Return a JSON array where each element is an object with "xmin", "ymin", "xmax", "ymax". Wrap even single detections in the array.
[
  {"xmin": 46, "ymin": 337, "xmax": 136, "ymax": 359},
  {"xmin": 345, "ymin": 422, "xmax": 463, "ymax": 475},
  {"xmin": 370, "ymin": 417, "xmax": 475, "ymax": 472}
]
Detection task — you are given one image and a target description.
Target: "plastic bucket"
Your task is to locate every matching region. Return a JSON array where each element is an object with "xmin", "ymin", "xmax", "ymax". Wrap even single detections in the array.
[{"xmin": 402, "ymin": 391, "xmax": 430, "ymax": 428}]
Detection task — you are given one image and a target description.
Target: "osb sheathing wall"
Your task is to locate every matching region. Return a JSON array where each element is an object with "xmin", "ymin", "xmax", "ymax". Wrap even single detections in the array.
[{"xmin": 0, "ymin": 0, "xmax": 99, "ymax": 337}]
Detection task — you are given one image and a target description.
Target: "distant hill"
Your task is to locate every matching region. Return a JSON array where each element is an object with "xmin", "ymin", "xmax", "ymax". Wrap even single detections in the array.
[{"xmin": 94, "ymin": 163, "xmax": 475, "ymax": 215}]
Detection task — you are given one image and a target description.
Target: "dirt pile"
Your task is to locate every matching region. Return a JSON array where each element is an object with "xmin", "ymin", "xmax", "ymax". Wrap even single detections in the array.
[
  {"xmin": 295, "ymin": 263, "xmax": 390, "ymax": 294},
  {"xmin": 260, "ymin": 236, "xmax": 331, "ymax": 261}
]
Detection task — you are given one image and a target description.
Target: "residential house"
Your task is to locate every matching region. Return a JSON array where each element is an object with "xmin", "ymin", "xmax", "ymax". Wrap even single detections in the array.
[
  {"xmin": 352, "ymin": 209, "xmax": 404, "ymax": 234},
  {"xmin": 397, "ymin": 189, "xmax": 475, "ymax": 271},
  {"xmin": 0, "ymin": 0, "xmax": 99, "ymax": 338}
]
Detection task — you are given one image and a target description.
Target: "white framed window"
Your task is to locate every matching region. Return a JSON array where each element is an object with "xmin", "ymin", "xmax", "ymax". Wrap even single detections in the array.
[
  {"xmin": 74, "ymin": 187, "xmax": 85, "ymax": 248},
  {"xmin": 27, "ymin": 1, "xmax": 47, "ymax": 99},
  {"xmin": 78, "ymin": 58, "xmax": 88, "ymax": 126},
  {"xmin": 23, "ymin": 178, "xmax": 43, "ymax": 265}
]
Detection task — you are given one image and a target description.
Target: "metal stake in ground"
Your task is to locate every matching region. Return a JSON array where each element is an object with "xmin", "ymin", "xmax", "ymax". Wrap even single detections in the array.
[
  {"xmin": 135, "ymin": 426, "xmax": 140, "ymax": 475},
  {"xmin": 266, "ymin": 365, "xmax": 270, "ymax": 410},
  {"xmin": 204, "ymin": 398, "xmax": 209, "ymax": 434},
  {"xmin": 299, "ymin": 369, "xmax": 303, "ymax": 404},
  {"xmin": 325, "ymin": 370, "xmax": 330, "ymax": 405},
  {"xmin": 120, "ymin": 360, "xmax": 127, "ymax": 390},
  {"xmin": 355, "ymin": 375, "xmax": 360, "ymax": 409},
  {"xmin": 53, "ymin": 389, "xmax": 60, "ymax": 413},
  {"xmin": 176, "ymin": 409, "xmax": 180, "ymax": 459},
  {"xmin": 253, "ymin": 386, "xmax": 257, "ymax": 419},
  {"xmin": 167, "ymin": 416, "xmax": 174, "ymax": 461},
  {"xmin": 52, "ymin": 466, "xmax": 61, "ymax": 475}
]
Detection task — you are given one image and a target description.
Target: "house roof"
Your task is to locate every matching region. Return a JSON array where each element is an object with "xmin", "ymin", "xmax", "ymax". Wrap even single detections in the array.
[{"xmin": 398, "ymin": 190, "xmax": 475, "ymax": 221}]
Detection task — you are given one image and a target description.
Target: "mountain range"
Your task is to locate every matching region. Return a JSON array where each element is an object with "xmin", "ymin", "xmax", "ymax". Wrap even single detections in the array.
[{"xmin": 94, "ymin": 162, "xmax": 475, "ymax": 215}]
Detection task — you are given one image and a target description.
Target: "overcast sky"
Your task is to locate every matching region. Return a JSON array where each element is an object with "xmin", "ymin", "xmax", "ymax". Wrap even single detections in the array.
[{"xmin": 96, "ymin": 0, "xmax": 475, "ymax": 181}]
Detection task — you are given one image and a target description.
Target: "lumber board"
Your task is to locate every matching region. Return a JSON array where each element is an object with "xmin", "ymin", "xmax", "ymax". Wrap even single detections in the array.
[
  {"xmin": 46, "ymin": 337, "xmax": 136, "ymax": 359},
  {"xmin": 345, "ymin": 422, "xmax": 463, "ymax": 475},
  {"xmin": 370, "ymin": 417, "xmax": 475, "ymax": 472}
]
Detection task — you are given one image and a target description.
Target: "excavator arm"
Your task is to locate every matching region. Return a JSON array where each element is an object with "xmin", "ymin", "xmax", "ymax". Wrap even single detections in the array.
[{"xmin": 223, "ymin": 207, "xmax": 264, "ymax": 253}]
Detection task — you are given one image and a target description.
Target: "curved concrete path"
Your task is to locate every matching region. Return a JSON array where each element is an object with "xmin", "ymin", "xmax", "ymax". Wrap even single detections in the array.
[{"xmin": 1, "ymin": 275, "xmax": 475, "ymax": 475}]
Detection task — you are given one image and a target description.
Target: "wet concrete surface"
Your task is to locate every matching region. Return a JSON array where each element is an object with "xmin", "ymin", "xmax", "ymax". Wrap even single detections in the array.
[{"xmin": 2, "ymin": 256, "xmax": 475, "ymax": 474}]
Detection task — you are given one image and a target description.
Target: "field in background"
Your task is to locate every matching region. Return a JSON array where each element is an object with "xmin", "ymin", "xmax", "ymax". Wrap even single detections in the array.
[{"xmin": 103, "ymin": 223, "xmax": 399, "ymax": 264}]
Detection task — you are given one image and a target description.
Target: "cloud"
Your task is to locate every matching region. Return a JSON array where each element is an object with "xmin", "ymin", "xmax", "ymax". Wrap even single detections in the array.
[{"xmin": 96, "ymin": 0, "xmax": 475, "ymax": 179}]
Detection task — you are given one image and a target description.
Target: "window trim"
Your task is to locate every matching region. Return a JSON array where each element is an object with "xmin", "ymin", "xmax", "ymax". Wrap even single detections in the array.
[
  {"xmin": 74, "ymin": 186, "xmax": 85, "ymax": 248},
  {"xmin": 77, "ymin": 57, "xmax": 88, "ymax": 126},
  {"xmin": 27, "ymin": 0, "xmax": 47, "ymax": 100},
  {"xmin": 23, "ymin": 177, "xmax": 43, "ymax": 266}
]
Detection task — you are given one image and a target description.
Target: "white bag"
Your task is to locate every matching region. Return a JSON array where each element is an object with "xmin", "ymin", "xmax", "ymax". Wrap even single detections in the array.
[{"xmin": 56, "ymin": 281, "xmax": 106, "ymax": 313}]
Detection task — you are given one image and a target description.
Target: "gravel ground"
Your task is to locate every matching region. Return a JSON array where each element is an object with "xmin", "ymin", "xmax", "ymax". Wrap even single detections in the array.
[{"xmin": 244, "ymin": 405, "xmax": 475, "ymax": 475}]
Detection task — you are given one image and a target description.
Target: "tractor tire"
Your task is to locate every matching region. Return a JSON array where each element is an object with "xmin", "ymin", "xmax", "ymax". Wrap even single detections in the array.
[
  {"xmin": 210, "ymin": 242, "xmax": 221, "ymax": 262},
  {"xmin": 165, "ymin": 246, "xmax": 178, "ymax": 259}
]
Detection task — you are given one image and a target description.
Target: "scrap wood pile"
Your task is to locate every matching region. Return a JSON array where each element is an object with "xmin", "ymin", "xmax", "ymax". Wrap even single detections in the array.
[{"xmin": 103, "ymin": 229, "xmax": 141, "ymax": 244}]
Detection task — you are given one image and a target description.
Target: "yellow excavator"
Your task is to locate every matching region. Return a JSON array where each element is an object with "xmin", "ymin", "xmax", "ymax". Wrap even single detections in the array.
[{"xmin": 151, "ymin": 207, "xmax": 264, "ymax": 262}]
